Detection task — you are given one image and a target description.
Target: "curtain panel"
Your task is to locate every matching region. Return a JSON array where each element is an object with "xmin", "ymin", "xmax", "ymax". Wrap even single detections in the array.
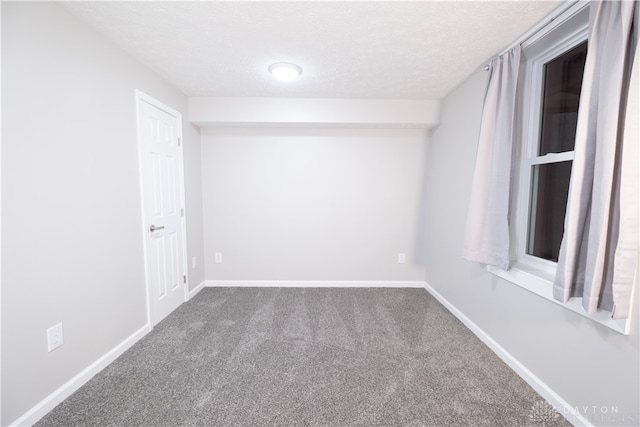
[
  {"xmin": 462, "ymin": 46, "xmax": 521, "ymax": 270},
  {"xmin": 553, "ymin": 1, "xmax": 638, "ymax": 319}
]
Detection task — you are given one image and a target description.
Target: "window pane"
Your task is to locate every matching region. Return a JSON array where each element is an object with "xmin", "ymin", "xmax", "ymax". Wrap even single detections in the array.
[
  {"xmin": 538, "ymin": 42, "xmax": 587, "ymax": 155},
  {"xmin": 527, "ymin": 161, "xmax": 572, "ymax": 262}
]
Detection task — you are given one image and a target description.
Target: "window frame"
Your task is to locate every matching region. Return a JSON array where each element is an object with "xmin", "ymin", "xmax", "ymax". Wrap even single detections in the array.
[
  {"xmin": 484, "ymin": 3, "xmax": 631, "ymax": 335},
  {"xmin": 514, "ymin": 13, "xmax": 588, "ymax": 280}
]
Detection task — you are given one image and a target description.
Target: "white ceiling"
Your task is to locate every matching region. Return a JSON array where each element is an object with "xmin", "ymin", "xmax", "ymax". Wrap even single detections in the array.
[{"xmin": 62, "ymin": 1, "xmax": 562, "ymax": 100}]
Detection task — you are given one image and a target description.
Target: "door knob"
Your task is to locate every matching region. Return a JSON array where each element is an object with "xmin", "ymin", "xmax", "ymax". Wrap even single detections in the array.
[{"xmin": 149, "ymin": 225, "xmax": 165, "ymax": 232}]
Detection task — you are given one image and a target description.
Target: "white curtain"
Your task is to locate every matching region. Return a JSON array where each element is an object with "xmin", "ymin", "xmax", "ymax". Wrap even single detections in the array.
[
  {"xmin": 462, "ymin": 46, "xmax": 521, "ymax": 270},
  {"xmin": 553, "ymin": 1, "xmax": 638, "ymax": 319}
]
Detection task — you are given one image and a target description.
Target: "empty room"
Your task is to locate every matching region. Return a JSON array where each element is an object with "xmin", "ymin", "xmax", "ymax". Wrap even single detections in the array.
[{"xmin": 1, "ymin": 1, "xmax": 638, "ymax": 426}]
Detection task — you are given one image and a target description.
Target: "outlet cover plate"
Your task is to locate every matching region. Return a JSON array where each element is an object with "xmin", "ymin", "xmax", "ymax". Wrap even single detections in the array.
[{"xmin": 47, "ymin": 323, "xmax": 64, "ymax": 352}]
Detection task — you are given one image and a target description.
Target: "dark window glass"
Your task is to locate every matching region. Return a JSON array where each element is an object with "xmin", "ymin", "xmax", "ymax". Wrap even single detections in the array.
[
  {"xmin": 527, "ymin": 161, "xmax": 573, "ymax": 261},
  {"xmin": 538, "ymin": 42, "xmax": 587, "ymax": 155}
]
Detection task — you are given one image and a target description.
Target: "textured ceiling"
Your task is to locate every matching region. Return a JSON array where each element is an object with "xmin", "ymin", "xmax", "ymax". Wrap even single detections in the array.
[{"xmin": 62, "ymin": 1, "xmax": 562, "ymax": 99}]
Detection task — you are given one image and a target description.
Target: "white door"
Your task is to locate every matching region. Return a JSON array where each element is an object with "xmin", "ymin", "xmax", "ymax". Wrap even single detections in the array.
[{"xmin": 136, "ymin": 92, "xmax": 187, "ymax": 326}]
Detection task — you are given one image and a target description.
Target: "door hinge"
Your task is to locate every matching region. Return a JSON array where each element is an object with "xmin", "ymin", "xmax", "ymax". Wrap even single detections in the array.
[
  {"xmin": 177, "ymin": 137, "xmax": 182, "ymax": 147},
  {"xmin": 183, "ymin": 275, "xmax": 187, "ymax": 284},
  {"xmin": 181, "ymin": 208, "xmax": 184, "ymax": 217}
]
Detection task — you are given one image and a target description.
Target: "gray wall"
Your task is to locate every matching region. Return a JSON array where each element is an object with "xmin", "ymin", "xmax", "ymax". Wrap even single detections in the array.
[
  {"xmin": 201, "ymin": 127, "xmax": 428, "ymax": 282},
  {"xmin": 425, "ymin": 66, "xmax": 640, "ymax": 426},
  {"xmin": 184, "ymin": 125, "xmax": 206, "ymax": 291},
  {"xmin": 1, "ymin": 2, "xmax": 204, "ymax": 424}
]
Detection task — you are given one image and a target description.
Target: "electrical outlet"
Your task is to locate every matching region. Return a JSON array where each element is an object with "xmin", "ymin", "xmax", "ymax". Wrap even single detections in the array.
[
  {"xmin": 398, "ymin": 253, "xmax": 406, "ymax": 264},
  {"xmin": 192, "ymin": 257, "xmax": 197, "ymax": 269},
  {"xmin": 47, "ymin": 323, "xmax": 64, "ymax": 352},
  {"xmin": 215, "ymin": 252, "xmax": 223, "ymax": 263}
]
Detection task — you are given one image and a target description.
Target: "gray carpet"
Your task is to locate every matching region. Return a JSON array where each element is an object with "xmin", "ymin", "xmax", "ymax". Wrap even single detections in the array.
[{"xmin": 36, "ymin": 287, "xmax": 569, "ymax": 426}]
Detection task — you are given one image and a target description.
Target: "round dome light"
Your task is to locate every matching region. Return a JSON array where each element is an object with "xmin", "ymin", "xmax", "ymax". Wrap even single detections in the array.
[{"xmin": 269, "ymin": 63, "xmax": 302, "ymax": 82}]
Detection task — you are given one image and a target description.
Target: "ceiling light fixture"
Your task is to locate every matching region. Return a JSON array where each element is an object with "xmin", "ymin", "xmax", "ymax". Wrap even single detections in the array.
[{"xmin": 269, "ymin": 62, "xmax": 302, "ymax": 82}]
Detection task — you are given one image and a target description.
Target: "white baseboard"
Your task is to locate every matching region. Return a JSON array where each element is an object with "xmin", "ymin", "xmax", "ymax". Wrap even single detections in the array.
[
  {"xmin": 187, "ymin": 280, "xmax": 207, "ymax": 300},
  {"xmin": 10, "ymin": 323, "xmax": 151, "ymax": 427},
  {"xmin": 204, "ymin": 280, "xmax": 426, "ymax": 288},
  {"xmin": 422, "ymin": 282, "xmax": 591, "ymax": 427}
]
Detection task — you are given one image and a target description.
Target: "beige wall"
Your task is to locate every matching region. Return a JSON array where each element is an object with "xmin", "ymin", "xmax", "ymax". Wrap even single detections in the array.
[
  {"xmin": 201, "ymin": 127, "xmax": 428, "ymax": 282},
  {"xmin": 1, "ymin": 2, "xmax": 204, "ymax": 424},
  {"xmin": 425, "ymin": 65, "xmax": 640, "ymax": 426}
]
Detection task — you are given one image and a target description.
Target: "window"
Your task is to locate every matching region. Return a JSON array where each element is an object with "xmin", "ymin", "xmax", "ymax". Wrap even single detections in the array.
[
  {"xmin": 525, "ymin": 41, "xmax": 587, "ymax": 263},
  {"xmin": 511, "ymin": 5, "xmax": 589, "ymax": 280}
]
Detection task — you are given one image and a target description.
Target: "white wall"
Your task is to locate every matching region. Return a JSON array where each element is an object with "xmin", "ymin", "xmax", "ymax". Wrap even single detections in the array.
[
  {"xmin": 1, "ymin": 2, "xmax": 204, "ymax": 424},
  {"xmin": 425, "ymin": 66, "xmax": 639, "ymax": 426},
  {"xmin": 201, "ymin": 127, "xmax": 428, "ymax": 282}
]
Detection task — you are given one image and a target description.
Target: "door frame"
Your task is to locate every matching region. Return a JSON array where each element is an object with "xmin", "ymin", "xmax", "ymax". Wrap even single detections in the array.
[{"xmin": 135, "ymin": 90, "xmax": 189, "ymax": 327}]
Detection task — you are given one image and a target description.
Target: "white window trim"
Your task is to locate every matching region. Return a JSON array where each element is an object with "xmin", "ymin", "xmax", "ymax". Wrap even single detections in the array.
[
  {"xmin": 485, "ymin": 2, "xmax": 632, "ymax": 335},
  {"xmin": 487, "ymin": 265, "xmax": 631, "ymax": 335}
]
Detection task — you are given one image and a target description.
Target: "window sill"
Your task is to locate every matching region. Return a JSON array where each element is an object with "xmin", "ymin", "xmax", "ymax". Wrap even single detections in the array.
[{"xmin": 486, "ymin": 264, "xmax": 631, "ymax": 335}]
